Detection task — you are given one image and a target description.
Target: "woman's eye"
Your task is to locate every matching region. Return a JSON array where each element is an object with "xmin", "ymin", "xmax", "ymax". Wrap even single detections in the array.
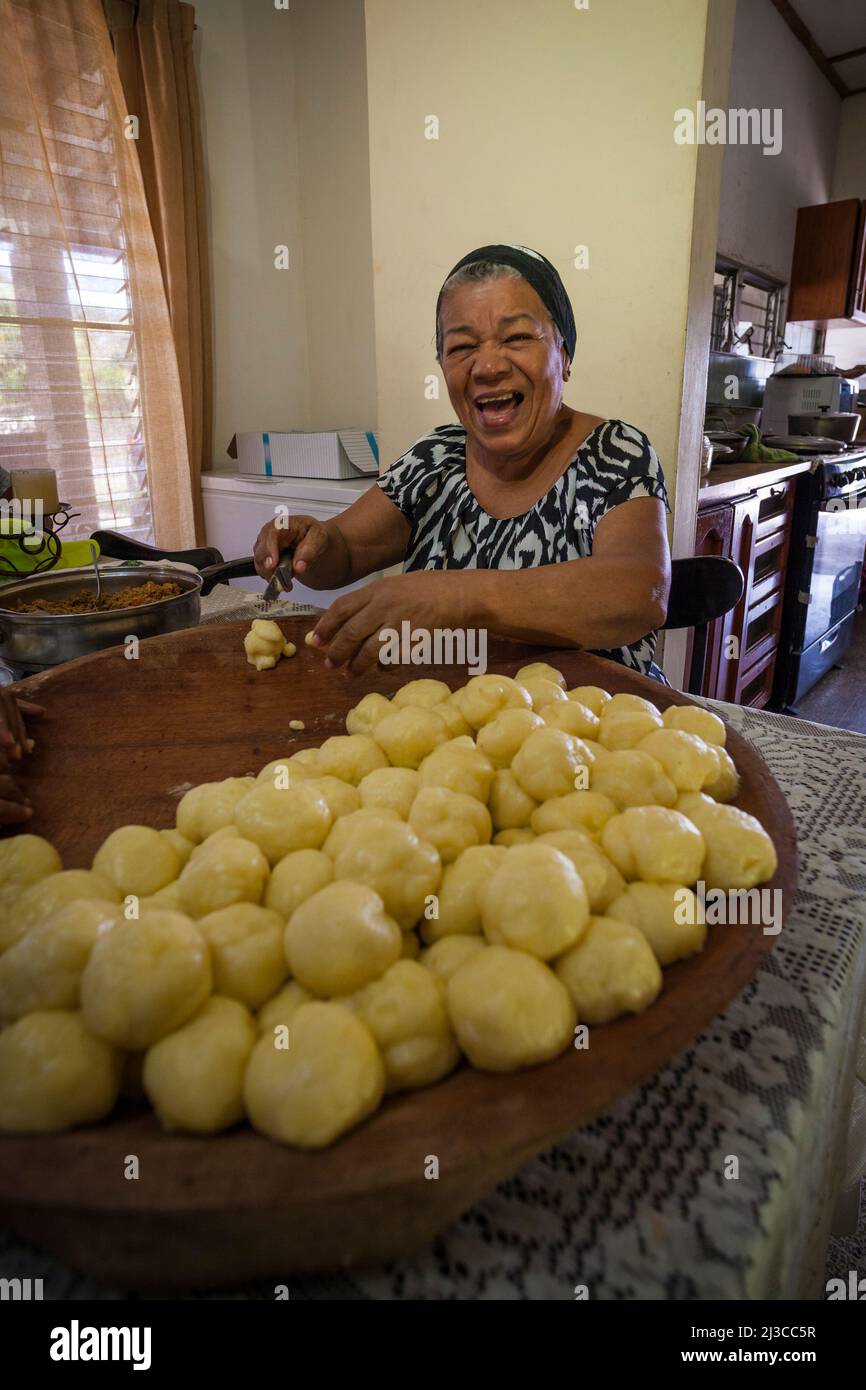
[
  {"xmin": 448, "ymin": 343, "xmax": 474, "ymax": 355},
  {"xmin": 506, "ymin": 334, "xmax": 532, "ymax": 343}
]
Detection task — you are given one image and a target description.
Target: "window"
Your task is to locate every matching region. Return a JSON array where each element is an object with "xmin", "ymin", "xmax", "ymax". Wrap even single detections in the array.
[
  {"xmin": 0, "ymin": 0, "xmax": 153, "ymax": 541},
  {"xmin": 711, "ymin": 260, "xmax": 787, "ymax": 360}
]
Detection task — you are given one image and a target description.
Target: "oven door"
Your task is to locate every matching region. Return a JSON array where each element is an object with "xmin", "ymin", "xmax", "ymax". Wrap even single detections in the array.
[{"xmin": 802, "ymin": 497, "xmax": 866, "ymax": 651}]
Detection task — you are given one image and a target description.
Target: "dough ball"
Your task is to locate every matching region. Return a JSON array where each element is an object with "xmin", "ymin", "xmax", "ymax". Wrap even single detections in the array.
[
  {"xmin": 493, "ymin": 828, "xmax": 536, "ymax": 846},
  {"xmin": 4, "ymin": 870, "xmax": 121, "ymax": 952},
  {"xmin": 637, "ymin": 728, "xmax": 720, "ymax": 792},
  {"xmin": 346, "ymin": 960, "xmax": 459, "ymax": 1092},
  {"xmin": 607, "ymin": 882, "xmax": 706, "ymax": 964},
  {"xmin": 160, "ymin": 828, "xmax": 194, "ymax": 867},
  {"xmin": 358, "ymin": 766, "xmax": 419, "ymax": 819},
  {"xmin": 530, "ymin": 789, "xmax": 618, "ymax": 839},
  {"xmin": 606, "ymin": 692, "xmax": 662, "ymax": 718},
  {"xmin": 346, "ymin": 691, "xmax": 392, "ymax": 736},
  {"xmin": 417, "ymin": 736, "xmax": 495, "ymax": 803},
  {"xmin": 373, "ymin": 705, "xmax": 448, "ymax": 769},
  {"xmin": 256, "ymin": 756, "xmax": 317, "ymax": 786},
  {"xmin": 198, "ymin": 903, "xmax": 288, "ymax": 1008},
  {"xmin": 143, "ymin": 995, "xmax": 257, "ymax": 1133},
  {"xmin": 244, "ymin": 1001, "xmax": 385, "ymax": 1149},
  {"xmin": 285, "ymin": 881, "xmax": 402, "ymax": 995},
  {"xmin": 662, "ymin": 703, "xmax": 727, "ymax": 746},
  {"xmin": 234, "ymin": 781, "xmax": 332, "ymax": 864},
  {"xmin": 515, "ymin": 661, "xmax": 567, "ymax": 688},
  {"xmin": 555, "ymin": 916, "xmax": 662, "ymax": 1024},
  {"xmin": 289, "ymin": 747, "xmax": 322, "ymax": 773},
  {"xmin": 511, "ymin": 727, "xmax": 593, "ymax": 802},
  {"xmin": 0, "ymin": 834, "xmax": 61, "ymax": 891},
  {"xmin": 392, "ymin": 678, "xmax": 451, "ymax": 709},
  {"xmin": 141, "ymin": 880, "xmax": 185, "ymax": 913},
  {"xmin": 0, "ymin": 1011, "xmax": 121, "ymax": 1133},
  {"xmin": 517, "ymin": 676, "xmax": 568, "ymax": 712},
  {"xmin": 542, "ymin": 699, "xmax": 601, "ymax": 740},
  {"xmin": 178, "ymin": 835, "xmax": 270, "ymax": 916},
  {"xmin": 480, "ymin": 842, "xmax": 589, "ymax": 959},
  {"xmin": 597, "ymin": 707, "xmax": 664, "ymax": 751},
  {"xmin": 702, "ymin": 747, "xmax": 740, "ymax": 803},
  {"xmin": 422, "ymin": 843, "xmax": 507, "ymax": 943},
  {"xmin": 93, "ymin": 825, "xmax": 180, "ymax": 899},
  {"xmin": 489, "ymin": 769, "xmax": 538, "ymax": 830},
  {"xmin": 421, "ymin": 934, "xmax": 487, "ymax": 982},
  {"xmin": 408, "ymin": 787, "xmax": 492, "ymax": 863},
  {"xmin": 401, "ymin": 930, "xmax": 421, "ymax": 959},
  {"xmin": 454, "ymin": 673, "xmax": 532, "ymax": 729},
  {"xmin": 447, "ymin": 946, "xmax": 575, "ymax": 1072},
  {"xmin": 264, "ymin": 847, "xmax": 333, "ymax": 919},
  {"xmin": 476, "ymin": 707, "xmax": 545, "ymax": 768},
  {"xmin": 0, "ymin": 898, "xmax": 122, "ymax": 1020},
  {"xmin": 176, "ymin": 777, "xmax": 256, "ymax": 843},
  {"xmin": 323, "ymin": 808, "xmax": 402, "ymax": 859},
  {"xmin": 301, "ymin": 776, "xmax": 360, "ymax": 822},
  {"xmin": 602, "ymin": 806, "xmax": 705, "ymax": 884},
  {"xmin": 257, "ymin": 980, "xmax": 312, "ymax": 1034},
  {"xmin": 316, "ymin": 734, "xmax": 388, "ymax": 784},
  {"xmin": 332, "ymin": 817, "xmax": 441, "ymax": 927},
  {"xmin": 189, "ymin": 825, "xmax": 241, "ymax": 861},
  {"xmin": 589, "ymin": 749, "xmax": 678, "ymax": 810},
  {"xmin": 676, "ymin": 793, "xmax": 778, "ymax": 890},
  {"xmin": 82, "ymin": 908, "xmax": 211, "ymax": 1049},
  {"xmin": 436, "ymin": 697, "xmax": 472, "ymax": 739},
  {"xmin": 244, "ymin": 618, "xmax": 294, "ymax": 671},
  {"xmin": 566, "ymin": 685, "xmax": 612, "ymax": 716},
  {"xmin": 536, "ymin": 831, "xmax": 626, "ymax": 912}
]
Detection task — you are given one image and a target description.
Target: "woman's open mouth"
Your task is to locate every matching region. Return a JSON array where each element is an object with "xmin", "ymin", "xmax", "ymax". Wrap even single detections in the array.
[{"xmin": 472, "ymin": 391, "xmax": 524, "ymax": 429}]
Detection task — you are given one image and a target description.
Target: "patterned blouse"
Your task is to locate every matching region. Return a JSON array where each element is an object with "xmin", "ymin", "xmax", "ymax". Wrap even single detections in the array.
[{"xmin": 377, "ymin": 418, "xmax": 670, "ymax": 680}]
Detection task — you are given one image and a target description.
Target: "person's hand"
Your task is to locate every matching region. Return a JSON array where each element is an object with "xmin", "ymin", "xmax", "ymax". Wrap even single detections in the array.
[
  {"xmin": 309, "ymin": 570, "xmax": 467, "ymax": 673},
  {"xmin": 0, "ymin": 690, "xmax": 44, "ymax": 826},
  {"xmin": 253, "ymin": 514, "xmax": 332, "ymax": 583}
]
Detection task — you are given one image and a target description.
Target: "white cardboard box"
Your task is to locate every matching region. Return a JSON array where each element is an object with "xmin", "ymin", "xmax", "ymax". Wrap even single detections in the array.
[{"xmin": 226, "ymin": 430, "xmax": 378, "ymax": 480}]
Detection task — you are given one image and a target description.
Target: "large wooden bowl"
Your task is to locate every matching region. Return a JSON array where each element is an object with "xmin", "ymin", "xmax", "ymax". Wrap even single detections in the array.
[{"xmin": 0, "ymin": 620, "xmax": 798, "ymax": 1290}]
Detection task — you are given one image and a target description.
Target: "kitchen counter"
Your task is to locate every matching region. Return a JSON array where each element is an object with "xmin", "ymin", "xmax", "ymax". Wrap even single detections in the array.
[
  {"xmin": 2, "ymin": 640, "xmax": 863, "ymax": 1298},
  {"xmin": 699, "ymin": 457, "xmax": 814, "ymax": 505}
]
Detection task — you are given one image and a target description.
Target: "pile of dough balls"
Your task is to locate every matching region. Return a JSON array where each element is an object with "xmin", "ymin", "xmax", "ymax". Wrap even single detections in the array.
[{"xmin": 0, "ymin": 665, "xmax": 778, "ymax": 1150}]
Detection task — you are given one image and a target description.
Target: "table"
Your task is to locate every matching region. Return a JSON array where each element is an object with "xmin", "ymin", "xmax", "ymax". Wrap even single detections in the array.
[{"xmin": 2, "ymin": 596, "xmax": 865, "ymax": 1299}]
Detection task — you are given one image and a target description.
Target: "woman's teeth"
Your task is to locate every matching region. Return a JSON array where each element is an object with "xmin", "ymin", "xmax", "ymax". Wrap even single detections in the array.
[{"xmin": 475, "ymin": 392, "xmax": 523, "ymax": 425}]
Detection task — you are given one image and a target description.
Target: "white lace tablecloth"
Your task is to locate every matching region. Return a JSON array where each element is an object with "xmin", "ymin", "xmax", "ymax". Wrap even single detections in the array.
[{"xmin": 2, "ymin": 661, "xmax": 865, "ymax": 1299}]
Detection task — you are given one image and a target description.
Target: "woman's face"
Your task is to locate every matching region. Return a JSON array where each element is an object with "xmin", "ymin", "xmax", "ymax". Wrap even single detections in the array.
[{"xmin": 439, "ymin": 275, "xmax": 569, "ymax": 459}]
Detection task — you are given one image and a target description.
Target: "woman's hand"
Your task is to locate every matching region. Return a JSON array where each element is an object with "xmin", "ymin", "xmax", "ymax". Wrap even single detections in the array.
[
  {"xmin": 253, "ymin": 513, "xmax": 336, "ymax": 584},
  {"xmin": 310, "ymin": 570, "xmax": 467, "ymax": 673},
  {"xmin": 0, "ymin": 690, "xmax": 43, "ymax": 826}
]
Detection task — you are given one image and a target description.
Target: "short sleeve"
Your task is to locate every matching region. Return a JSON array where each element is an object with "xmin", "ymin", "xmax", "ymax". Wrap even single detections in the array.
[
  {"xmin": 594, "ymin": 420, "xmax": 670, "ymax": 513},
  {"xmin": 376, "ymin": 427, "xmax": 458, "ymax": 522}
]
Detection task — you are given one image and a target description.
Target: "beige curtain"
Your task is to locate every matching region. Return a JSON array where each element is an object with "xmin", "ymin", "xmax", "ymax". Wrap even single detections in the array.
[
  {"xmin": 0, "ymin": 0, "xmax": 195, "ymax": 549},
  {"xmin": 105, "ymin": 0, "xmax": 211, "ymax": 545}
]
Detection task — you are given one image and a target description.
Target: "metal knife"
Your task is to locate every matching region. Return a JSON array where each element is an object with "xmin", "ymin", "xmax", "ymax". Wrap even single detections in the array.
[{"xmin": 261, "ymin": 553, "xmax": 294, "ymax": 606}]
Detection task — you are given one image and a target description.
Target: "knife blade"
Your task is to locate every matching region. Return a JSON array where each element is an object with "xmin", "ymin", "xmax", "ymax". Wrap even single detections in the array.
[{"xmin": 261, "ymin": 555, "xmax": 294, "ymax": 606}]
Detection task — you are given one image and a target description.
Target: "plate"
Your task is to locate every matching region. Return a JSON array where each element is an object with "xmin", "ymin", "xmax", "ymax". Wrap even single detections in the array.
[{"xmin": 0, "ymin": 620, "xmax": 798, "ymax": 1289}]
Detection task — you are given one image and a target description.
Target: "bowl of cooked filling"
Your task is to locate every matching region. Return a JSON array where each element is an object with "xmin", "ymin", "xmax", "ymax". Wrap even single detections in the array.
[{"xmin": 0, "ymin": 567, "xmax": 203, "ymax": 669}]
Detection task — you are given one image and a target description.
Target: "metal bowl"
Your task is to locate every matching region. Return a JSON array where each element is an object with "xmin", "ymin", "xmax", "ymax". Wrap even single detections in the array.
[{"xmin": 0, "ymin": 566, "xmax": 202, "ymax": 670}]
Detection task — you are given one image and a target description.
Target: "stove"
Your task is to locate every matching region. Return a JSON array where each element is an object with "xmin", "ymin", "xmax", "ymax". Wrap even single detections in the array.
[{"xmin": 773, "ymin": 446, "xmax": 866, "ymax": 708}]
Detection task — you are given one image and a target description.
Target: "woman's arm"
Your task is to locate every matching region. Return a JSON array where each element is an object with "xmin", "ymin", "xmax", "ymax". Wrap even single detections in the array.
[
  {"xmin": 313, "ymin": 497, "xmax": 671, "ymax": 670},
  {"xmin": 253, "ymin": 486, "xmax": 411, "ymax": 588}
]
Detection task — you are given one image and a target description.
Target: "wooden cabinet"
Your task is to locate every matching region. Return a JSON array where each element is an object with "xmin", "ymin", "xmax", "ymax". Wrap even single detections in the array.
[
  {"xmin": 788, "ymin": 199, "xmax": 866, "ymax": 328},
  {"xmin": 688, "ymin": 477, "xmax": 798, "ymax": 708}
]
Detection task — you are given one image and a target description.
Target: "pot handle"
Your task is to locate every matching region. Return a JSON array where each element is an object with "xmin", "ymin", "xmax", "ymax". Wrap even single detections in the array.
[{"xmin": 198, "ymin": 557, "xmax": 257, "ymax": 596}]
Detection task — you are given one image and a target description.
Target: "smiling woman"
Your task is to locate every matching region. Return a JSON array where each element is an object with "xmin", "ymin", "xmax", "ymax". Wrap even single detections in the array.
[{"xmin": 252, "ymin": 243, "xmax": 671, "ymax": 678}]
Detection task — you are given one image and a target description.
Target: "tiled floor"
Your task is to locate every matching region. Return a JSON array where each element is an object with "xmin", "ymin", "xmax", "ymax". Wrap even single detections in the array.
[{"xmin": 793, "ymin": 608, "xmax": 866, "ymax": 735}]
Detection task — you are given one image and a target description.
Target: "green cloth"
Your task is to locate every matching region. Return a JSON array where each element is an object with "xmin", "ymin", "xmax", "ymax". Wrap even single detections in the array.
[{"xmin": 740, "ymin": 423, "xmax": 798, "ymax": 463}]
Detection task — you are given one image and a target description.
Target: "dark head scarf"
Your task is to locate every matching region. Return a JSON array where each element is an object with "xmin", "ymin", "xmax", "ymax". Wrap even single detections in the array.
[{"xmin": 436, "ymin": 243, "xmax": 576, "ymax": 361}]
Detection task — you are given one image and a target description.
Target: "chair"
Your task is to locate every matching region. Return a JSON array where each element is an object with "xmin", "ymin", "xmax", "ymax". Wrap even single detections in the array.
[{"xmin": 661, "ymin": 555, "xmax": 744, "ymax": 630}]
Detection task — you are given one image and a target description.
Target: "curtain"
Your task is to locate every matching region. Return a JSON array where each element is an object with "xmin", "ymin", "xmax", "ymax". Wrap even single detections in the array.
[
  {"xmin": 0, "ymin": 0, "xmax": 195, "ymax": 549},
  {"xmin": 105, "ymin": 0, "xmax": 211, "ymax": 545}
]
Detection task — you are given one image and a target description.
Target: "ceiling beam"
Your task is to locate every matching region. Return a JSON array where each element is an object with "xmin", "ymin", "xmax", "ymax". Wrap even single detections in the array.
[{"xmin": 768, "ymin": 0, "xmax": 849, "ymax": 97}]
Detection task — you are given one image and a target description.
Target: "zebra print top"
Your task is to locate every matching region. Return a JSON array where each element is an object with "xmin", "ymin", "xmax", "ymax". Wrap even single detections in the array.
[{"xmin": 377, "ymin": 418, "xmax": 670, "ymax": 680}]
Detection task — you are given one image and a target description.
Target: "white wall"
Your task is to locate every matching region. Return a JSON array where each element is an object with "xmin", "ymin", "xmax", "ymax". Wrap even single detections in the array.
[
  {"xmin": 717, "ymin": 0, "xmax": 840, "ymax": 283},
  {"xmin": 195, "ymin": 0, "xmax": 310, "ymax": 459},
  {"xmin": 825, "ymin": 92, "xmax": 866, "ymax": 369}
]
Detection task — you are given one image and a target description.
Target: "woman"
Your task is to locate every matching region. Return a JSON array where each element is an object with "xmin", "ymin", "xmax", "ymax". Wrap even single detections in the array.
[{"xmin": 255, "ymin": 243, "xmax": 671, "ymax": 678}]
